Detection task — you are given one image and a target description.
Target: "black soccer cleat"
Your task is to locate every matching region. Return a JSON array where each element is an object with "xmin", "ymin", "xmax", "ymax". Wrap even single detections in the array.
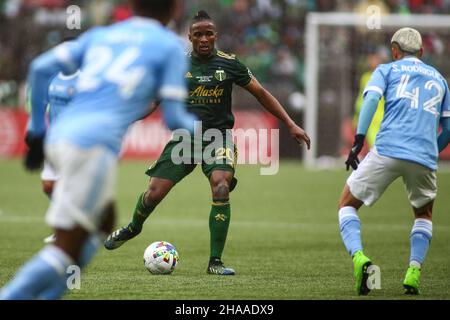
[
  {"xmin": 104, "ymin": 224, "xmax": 140, "ymax": 250},
  {"xmin": 207, "ymin": 258, "xmax": 235, "ymax": 275}
]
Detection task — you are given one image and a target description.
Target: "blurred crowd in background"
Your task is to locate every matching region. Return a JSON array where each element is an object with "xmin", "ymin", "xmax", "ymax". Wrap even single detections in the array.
[{"xmin": 0, "ymin": 0, "xmax": 449, "ymax": 111}]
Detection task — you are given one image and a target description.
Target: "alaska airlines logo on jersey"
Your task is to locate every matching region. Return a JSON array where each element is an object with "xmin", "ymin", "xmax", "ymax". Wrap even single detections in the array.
[
  {"xmin": 185, "ymin": 72, "xmax": 192, "ymax": 78},
  {"xmin": 214, "ymin": 69, "xmax": 227, "ymax": 82},
  {"xmin": 190, "ymin": 85, "xmax": 224, "ymax": 98}
]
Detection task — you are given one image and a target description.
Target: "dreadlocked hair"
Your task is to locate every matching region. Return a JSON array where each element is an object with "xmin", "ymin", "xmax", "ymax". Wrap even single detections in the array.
[{"xmin": 192, "ymin": 10, "xmax": 213, "ymax": 23}]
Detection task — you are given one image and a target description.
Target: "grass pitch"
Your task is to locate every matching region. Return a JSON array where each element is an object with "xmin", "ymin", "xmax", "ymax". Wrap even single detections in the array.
[{"xmin": 0, "ymin": 159, "xmax": 449, "ymax": 300}]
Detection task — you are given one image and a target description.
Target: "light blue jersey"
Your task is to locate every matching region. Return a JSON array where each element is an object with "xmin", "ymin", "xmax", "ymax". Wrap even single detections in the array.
[
  {"xmin": 28, "ymin": 17, "xmax": 196, "ymax": 155},
  {"xmin": 47, "ymin": 71, "xmax": 79, "ymax": 122},
  {"xmin": 364, "ymin": 56, "xmax": 450, "ymax": 170}
]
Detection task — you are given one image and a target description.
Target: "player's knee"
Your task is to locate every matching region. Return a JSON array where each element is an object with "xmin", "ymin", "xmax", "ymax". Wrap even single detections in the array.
[
  {"xmin": 212, "ymin": 181, "xmax": 230, "ymax": 200},
  {"xmin": 145, "ymin": 186, "xmax": 166, "ymax": 206},
  {"xmin": 338, "ymin": 193, "xmax": 350, "ymax": 209},
  {"xmin": 338, "ymin": 198, "xmax": 349, "ymax": 210},
  {"xmin": 42, "ymin": 181, "xmax": 55, "ymax": 197},
  {"xmin": 415, "ymin": 212, "xmax": 432, "ymax": 220},
  {"xmin": 413, "ymin": 202, "xmax": 433, "ymax": 220},
  {"xmin": 338, "ymin": 186, "xmax": 363, "ymax": 210}
]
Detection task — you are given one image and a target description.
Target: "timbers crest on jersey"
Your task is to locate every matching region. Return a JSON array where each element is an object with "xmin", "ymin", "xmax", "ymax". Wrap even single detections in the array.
[{"xmin": 214, "ymin": 69, "xmax": 227, "ymax": 81}]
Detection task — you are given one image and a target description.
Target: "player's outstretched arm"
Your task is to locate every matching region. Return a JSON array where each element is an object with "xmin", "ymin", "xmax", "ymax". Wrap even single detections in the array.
[
  {"xmin": 346, "ymin": 91, "xmax": 382, "ymax": 171},
  {"xmin": 27, "ymin": 53, "xmax": 63, "ymax": 138},
  {"xmin": 25, "ymin": 52, "xmax": 67, "ymax": 171},
  {"xmin": 157, "ymin": 37, "xmax": 198, "ymax": 134},
  {"xmin": 25, "ymin": 39, "xmax": 83, "ymax": 171},
  {"xmin": 356, "ymin": 91, "xmax": 382, "ymax": 136},
  {"xmin": 438, "ymin": 117, "xmax": 450, "ymax": 152},
  {"xmin": 160, "ymin": 99, "xmax": 197, "ymax": 134},
  {"xmin": 243, "ymin": 77, "xmax": 310, "ymax": 149}
]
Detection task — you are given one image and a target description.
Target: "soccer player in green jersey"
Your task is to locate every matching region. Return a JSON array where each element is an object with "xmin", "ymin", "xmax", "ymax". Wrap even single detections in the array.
[{"xmin": 105, "ymin": 10, "xmax": 310, "ymax": 275}]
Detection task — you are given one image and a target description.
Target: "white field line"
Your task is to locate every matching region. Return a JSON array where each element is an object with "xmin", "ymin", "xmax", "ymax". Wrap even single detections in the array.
[{"xmin": 0, "ymin": 213, "xmax": 448, "ymax": 231}]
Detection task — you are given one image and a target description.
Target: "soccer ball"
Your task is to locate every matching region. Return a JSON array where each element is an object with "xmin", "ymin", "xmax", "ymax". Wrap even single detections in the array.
[{"xmin": 143, "ymin": 241, "xmax": 179, "ymax": 275}]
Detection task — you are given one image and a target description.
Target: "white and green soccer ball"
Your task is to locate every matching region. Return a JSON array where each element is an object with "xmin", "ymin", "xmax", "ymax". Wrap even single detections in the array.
[{"xmin": 143, "ymin": 241, "xmax": 179, "ymax": 275}]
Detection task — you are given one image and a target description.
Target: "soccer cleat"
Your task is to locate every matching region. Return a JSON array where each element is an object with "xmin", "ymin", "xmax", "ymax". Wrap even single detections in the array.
[
  {"xmin": 353, "ymin": 251, "xmax": 372, "ymax": 295},
  {"xmin": 207, "ymin": 258, "xmax": 235, "ymax": 275},
  {"xmin": 403, "ymin": 266, "xmax": 421, "ymax": 295},
  {"xmin": 43, "ymin": 234, "xmax": 56, "ymax": 244},
  {"xmin": 104, "ymin": 224, "xmax": 140, "ymax": 250}
]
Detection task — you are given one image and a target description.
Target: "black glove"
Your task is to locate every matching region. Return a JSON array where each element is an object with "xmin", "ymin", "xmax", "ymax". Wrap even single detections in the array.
[
  {"xmin": 24, "ymin": 132, "xmax": 45, "ymax": 171},
  {"xmin": 345, "ymin": 134, "xmax": 365, "ymax": 171}
]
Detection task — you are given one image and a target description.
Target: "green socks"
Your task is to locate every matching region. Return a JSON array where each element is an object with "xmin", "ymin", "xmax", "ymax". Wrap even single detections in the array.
[
  {"xmin": 130, "ymin": 192, "xmax": 156, "ymax": 233},
  {"xmin": 130, "ymin": 192, "xmax": 231, "ymax": 260},
  {"xmin": 209, "ymin": 200, "xmax": 231, "ymax": 259}
]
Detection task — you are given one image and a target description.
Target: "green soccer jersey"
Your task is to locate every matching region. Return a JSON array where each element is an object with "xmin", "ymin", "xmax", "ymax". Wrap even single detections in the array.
[{"xmin": 186, "ymin": 49, "xmax": 252, "ymax": 130}]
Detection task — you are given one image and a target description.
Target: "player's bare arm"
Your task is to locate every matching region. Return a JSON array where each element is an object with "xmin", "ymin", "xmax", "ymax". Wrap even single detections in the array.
[{"xmin": 244, "ymin": 77, "xmax": 311, "ymax": 149}]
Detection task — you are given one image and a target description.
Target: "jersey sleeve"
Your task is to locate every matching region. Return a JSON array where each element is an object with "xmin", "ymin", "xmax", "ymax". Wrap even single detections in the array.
[
  {"xmin": 233, "ymin": 58, "xmax": 253, "ymax": 87},
  {"xmin": 157, "ymin": 40, "xmax": 188, "ymax": 102},
  {"xmin": 363, "ymin": 65, "xmax": 388, "ymax": 97},
  {"xmin": 440, "ymin": 78, "xmax": 450, "ymax": 118},
  {"xmin": 26, "ymin": 31, "xmax": 92, "ymax": 136},
  {"xmin": 356, "ymin": 91, "xmax": 382, "ymax": 135},
  {"xmin": 52, "ymin": 30, "xmax": 92, "ymax": 74}
]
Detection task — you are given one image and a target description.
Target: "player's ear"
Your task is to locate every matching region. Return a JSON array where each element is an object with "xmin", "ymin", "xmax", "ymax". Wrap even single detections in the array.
[
  {"xmin": 417, "ymin": 47, "xmax": 424, "ymax": 58},
  {"xmin": 391, "ymin": 43, "xmax": 401, "ymax": 60},
  {"xmin": 390, "ymin": 45, "xmax": 396, "ymax": 60}
]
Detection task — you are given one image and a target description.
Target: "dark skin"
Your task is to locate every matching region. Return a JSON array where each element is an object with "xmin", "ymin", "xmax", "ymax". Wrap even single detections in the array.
[
  {"xmin": 142, "ymin": 20, "xmax": 310, "ymax": 209},
  {"xmin": 339, "ymin": 43, "xmax": 432, "ymax": 221},
  {"xmin": 55, "ymin": 202, "xmax": 116, "ymax": 261},
  {"xmin": 42, "ymin": 180, "xmax": 55, "ymax": 198},
  {"xmin": 130, "ymin": 0, "xmax": 180, "ymax": 26}
]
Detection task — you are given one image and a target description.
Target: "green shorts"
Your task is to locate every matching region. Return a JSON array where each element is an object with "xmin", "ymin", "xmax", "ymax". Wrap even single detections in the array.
[{"xmin": 146, "ymin": 133, "xmax": 238, "ymax": 191}]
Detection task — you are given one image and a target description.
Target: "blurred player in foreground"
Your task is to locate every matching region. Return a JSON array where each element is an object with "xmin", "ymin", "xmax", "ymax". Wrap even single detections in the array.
[
  {"xmin": 338, "ymin": 28, "xmax": 450, "ymax": 295},
  {"xmin": 0, "ymin": 0, "xmax": 196, "ymax": 300},
  {"xmin": 40, "ymin": 39, "xmax": 79, "ymax": 199},
  {"xmin": 35, "ymin": 38, "xmax": 80, "ymax": 244},
  {"xmin": 104, "ymin": 10, "xmax": 311, "ymax": 275}
]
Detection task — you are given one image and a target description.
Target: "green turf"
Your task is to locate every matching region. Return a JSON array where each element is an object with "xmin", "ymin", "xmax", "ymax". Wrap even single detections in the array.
[{"xmin": 0, "ymin": 159, "xmax": 449, "ymax": 300}]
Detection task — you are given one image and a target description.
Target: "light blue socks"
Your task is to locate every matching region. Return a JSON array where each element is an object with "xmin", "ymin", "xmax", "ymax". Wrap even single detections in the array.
[
  {"xmin": 0, "ymin": 245, "xmax": 73, "ymax": 300},
  {"xmin": 409, "ymin": 218, "xmax": 432, "ymax": 268},
  {"xmin": 339, "ymin": 206, "xmax": 363, "ymax": 257}
]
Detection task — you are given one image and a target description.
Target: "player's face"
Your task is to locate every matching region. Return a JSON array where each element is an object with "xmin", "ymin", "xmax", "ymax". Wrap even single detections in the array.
[{"xmin": 189, "ymin": 21, "xmax": 217, "ymax": 57}]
